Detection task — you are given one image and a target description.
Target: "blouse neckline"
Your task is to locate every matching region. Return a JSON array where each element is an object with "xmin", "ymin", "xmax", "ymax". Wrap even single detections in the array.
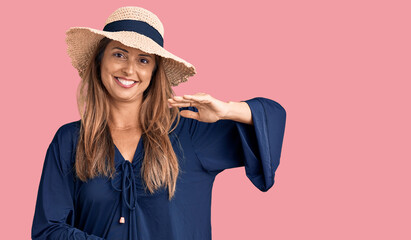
[{"xmin": 113, "ymin": 137, "xmax": 144, "ymax": 166}]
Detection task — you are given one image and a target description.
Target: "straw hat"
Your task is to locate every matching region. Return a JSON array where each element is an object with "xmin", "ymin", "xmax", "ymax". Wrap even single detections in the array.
[{"xmin": 65, "ymin": 6, "xmax": 196, "ymax": 86}]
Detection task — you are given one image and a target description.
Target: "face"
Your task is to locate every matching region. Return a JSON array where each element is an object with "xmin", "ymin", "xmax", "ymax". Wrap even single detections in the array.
[{"xmin": 100, "ymin": 40, "xmax": 157, "ymax": 104}]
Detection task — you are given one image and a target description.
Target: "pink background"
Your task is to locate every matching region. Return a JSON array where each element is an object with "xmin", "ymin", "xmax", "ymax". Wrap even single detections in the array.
[{"xmin": 1, "ymin": 0, "xmax": 410, "ymax": 239}]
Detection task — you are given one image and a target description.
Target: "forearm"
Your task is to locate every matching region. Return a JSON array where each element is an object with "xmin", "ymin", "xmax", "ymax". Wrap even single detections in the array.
[{"xmin": 222, "ymin": 101, "xmax": 253, "ymax": 125}]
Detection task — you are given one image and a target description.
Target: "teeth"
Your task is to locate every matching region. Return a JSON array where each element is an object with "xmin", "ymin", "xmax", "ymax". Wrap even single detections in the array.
[{"xmin": 116, "ymin": 77, "xmax": 136, "ymax": 86}]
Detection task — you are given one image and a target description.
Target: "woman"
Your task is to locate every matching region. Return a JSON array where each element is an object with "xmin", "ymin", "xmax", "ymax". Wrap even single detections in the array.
[{"xmin": 32, "ymin": 6, "xmax": 287, "ymax": 240}]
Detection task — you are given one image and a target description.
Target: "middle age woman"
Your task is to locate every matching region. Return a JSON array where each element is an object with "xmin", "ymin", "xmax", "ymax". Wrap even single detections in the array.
[{"xmin": 32, "ymin": 6, "xmax": 287, "ymax": 239}]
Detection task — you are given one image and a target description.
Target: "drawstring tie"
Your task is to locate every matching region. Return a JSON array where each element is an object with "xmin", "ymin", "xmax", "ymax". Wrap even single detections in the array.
[{"xmin": 111, "ymin": 160, "xmax": 138, "ymax": 224}]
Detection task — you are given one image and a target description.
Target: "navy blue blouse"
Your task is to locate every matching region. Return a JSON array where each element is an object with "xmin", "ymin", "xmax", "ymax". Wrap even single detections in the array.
[{"xmin": 32, "ymin": 97, "xmax": 286, "ymax": 240}]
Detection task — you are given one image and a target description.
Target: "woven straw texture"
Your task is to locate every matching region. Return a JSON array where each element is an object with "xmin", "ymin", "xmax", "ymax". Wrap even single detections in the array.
[{"xmin": 65, "ymin": 6, "xmax": 196, "ymax": 86}]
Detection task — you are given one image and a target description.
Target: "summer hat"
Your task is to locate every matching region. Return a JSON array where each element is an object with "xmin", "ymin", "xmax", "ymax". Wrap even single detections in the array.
[{"xmin": 65, "ymin": 6, "xmax": 196, "ymax": 86}]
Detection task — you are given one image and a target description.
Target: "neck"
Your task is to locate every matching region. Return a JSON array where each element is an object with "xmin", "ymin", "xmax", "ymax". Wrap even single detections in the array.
[{"xmin": 108, "ymin": 98, "xmax": 142, "ymax": 131}]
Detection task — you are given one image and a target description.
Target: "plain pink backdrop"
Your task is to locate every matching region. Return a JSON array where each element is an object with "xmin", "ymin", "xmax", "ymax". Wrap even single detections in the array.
[{"xmin": 1, "ymin": 0, "xmax": 410, "ymax": 239}]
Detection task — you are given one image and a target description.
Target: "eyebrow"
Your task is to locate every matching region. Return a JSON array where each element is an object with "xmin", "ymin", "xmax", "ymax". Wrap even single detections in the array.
[{"xmin": 112, "ymin": 47, "xmax": 153, "ymax": 58}]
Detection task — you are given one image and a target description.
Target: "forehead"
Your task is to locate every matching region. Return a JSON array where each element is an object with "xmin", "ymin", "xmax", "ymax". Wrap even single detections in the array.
[{"xmin": 107, "ymin": 40, "xmax": 152, "ymax": 55}]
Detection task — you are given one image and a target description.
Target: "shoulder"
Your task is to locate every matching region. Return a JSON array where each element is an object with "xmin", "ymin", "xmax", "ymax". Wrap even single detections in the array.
[
  {"xmin": 45, "ymin": 120, "xmax": 81, "ymax": 173},
  {"xmin": 50, "ymin": 120, "xmax": 81, "ymax": 166},
  {"xmin": 56, "ymin": 119, "xmax": 81, "ymax": 134},
  {"xmin": 51, "ymin": 120, "xmax": 81, "ymax": 145}
]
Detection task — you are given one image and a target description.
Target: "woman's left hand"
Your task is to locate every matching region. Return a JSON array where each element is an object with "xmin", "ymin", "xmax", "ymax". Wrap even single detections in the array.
[{"xmin": 168, "ymin": 93, "xmax": 229, "ymax": 123}]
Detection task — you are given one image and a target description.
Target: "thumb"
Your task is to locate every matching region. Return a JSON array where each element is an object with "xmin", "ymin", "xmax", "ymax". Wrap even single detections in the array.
[{"xmin": 180, "ymin": 110, "xmax": 199, "ymax": 120}]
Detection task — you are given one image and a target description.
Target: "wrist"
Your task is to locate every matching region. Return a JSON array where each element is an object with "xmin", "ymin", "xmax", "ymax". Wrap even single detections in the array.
[{"xmin": 222, "ymin": 101, "xmax": 248, "ymax": 121}]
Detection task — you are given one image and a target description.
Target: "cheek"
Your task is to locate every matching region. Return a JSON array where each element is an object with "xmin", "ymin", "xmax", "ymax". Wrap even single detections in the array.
[
  {"xmin": 100, "ymin": 62, "xmax": 116, "ymax": 82},
  {"xmin": 140, "ymin": 69, "xmax": 154, "ymax": 80},
  {"xmin": 100, "ymin": 76, "xmax": 110, "ymax": 91},
  {"xmin": 100, "ymin": 68, "xmax": 110, "ymax": 87}
]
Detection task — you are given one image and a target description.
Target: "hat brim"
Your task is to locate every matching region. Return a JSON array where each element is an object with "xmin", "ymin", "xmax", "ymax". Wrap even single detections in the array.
[{"xmin": 65, "ymin": 27, "xmax": 196, "ymax": 86}]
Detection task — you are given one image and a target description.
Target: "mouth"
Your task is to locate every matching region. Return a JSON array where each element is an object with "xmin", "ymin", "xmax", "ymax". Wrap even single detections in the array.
[{"xmin": 114, "ymin": 76, "xmax": 139, "ymax": 88}]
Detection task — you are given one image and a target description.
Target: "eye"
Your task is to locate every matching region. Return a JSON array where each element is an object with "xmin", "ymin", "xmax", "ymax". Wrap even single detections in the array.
[
  {"xmin": 113, "ymin": 52, "xmax": 126, "ymax": 59},
  {"xmin": 140, "ymin": 58, "xmax": 149, "ymax": 64}
]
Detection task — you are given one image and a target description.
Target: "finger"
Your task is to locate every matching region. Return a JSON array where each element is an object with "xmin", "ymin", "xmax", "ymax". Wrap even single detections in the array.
[
  {"xmin": 172, "ymin": 96, "xmax": 195, "ymax": 103},
  {"xmin": 169, "ymin": 102, "xmax": 193, "ymax": 107},
  {"xmin": 169, "ymin": 98, "xmax": 197, "ymax": 106},
  {"xmin": 180, "ymin": 110, "xmax": 199, "ymax": 120},
  {"xmin": 183, "ymin": 94, "xmax": 211, "ymax": 103},
  {"xmin": 168, "ymin": 98, "xmax": 180, "ymax": 104}
]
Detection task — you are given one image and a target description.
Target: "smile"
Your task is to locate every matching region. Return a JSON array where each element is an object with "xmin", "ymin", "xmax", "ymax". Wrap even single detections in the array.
[{"xmin": 114, "ymin": 76, "xmax": 139, "ymax": 88}]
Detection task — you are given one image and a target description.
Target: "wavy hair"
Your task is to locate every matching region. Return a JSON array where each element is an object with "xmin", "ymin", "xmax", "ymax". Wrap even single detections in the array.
[{"xmin": 75, "ymin": 37, "xmax": 182, "ymax": 200}]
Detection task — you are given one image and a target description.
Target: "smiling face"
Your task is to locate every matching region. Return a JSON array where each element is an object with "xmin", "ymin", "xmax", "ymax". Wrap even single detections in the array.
[{"xmin": 100, "ymin": 40, "xmax": 157, "ymax": 104}]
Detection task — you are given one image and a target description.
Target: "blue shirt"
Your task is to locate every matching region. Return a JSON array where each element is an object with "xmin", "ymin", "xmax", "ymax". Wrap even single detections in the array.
[{"xmin": 32, "ymin": 97, "xmax": 286, "ymax": 240}]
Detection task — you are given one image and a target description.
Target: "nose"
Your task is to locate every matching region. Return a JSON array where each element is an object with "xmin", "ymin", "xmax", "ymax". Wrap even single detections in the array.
[{"xmin": 122, "ymin": 60, "xmax": 136, "ymax": 75}]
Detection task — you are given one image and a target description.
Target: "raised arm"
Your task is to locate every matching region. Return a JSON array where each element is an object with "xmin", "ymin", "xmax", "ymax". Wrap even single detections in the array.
[{"xmin": 177, "ymin": 95, "xmax": 287, "ymax": 192}]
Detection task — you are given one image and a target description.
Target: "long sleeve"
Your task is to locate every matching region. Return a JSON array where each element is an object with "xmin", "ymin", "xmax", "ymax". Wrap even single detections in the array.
[
  {"xmin": 187, "ymin": 97, "xmax": 286, "ymax": 192},
  {"xmin": 32, "ymin": 127, "xmax": 104, "ymax": 240}
]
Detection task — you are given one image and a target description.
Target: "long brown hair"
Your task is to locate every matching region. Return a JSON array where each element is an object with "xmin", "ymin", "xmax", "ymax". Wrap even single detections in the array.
[{"xmin": 75, "ymin": 37, "xmax": 182, "ymax": 200}]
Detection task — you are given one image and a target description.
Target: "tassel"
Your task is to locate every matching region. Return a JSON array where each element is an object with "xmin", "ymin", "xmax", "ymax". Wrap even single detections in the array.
[{"xmin": 119, "ymin": 217, "xmax": 125, "ymax": 224}]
